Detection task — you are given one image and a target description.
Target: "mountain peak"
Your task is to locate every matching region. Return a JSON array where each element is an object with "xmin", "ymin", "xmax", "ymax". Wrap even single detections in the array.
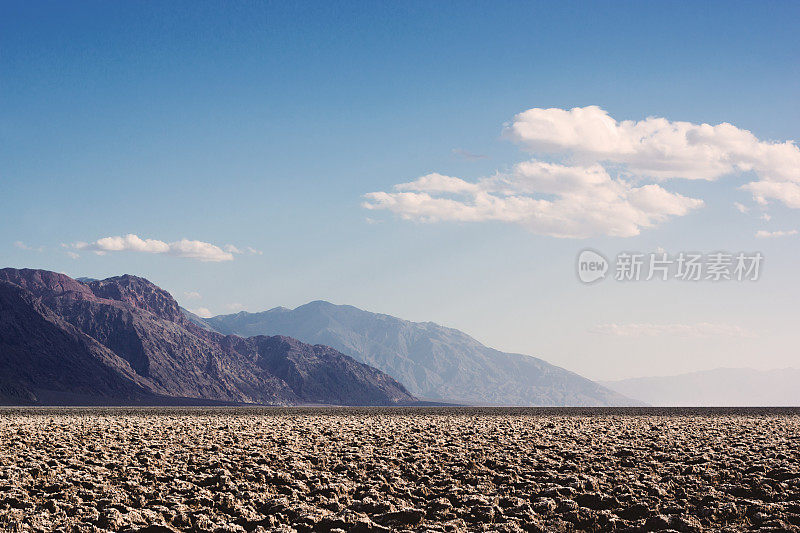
[
  {"xmin": 205, "ymin": 301, "xmax": 640, "ymax": 406},
  {"xmin": 300, "ymin": 300, "xmax": 336, "ymax": 309},
  {"xmin": 0, "ymin": 268, "xmax": 186, "ymax": 324},
  {"xmin": 0, "ymin": 268, "xmax": 416, "ymax": 406},
  {"xmin": 0, "ymin": 268, "xmax": 96, "ymax": 300},
  {"xmin": 85, "ymin": 274, "xmax": 185, "ymax": 323}
]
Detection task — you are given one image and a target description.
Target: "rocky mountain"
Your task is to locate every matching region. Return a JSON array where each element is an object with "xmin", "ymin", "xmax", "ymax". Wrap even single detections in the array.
[
  {"xmin": 201, "ymin": 301, "xmax": 639, "ymax": 406},
  {"xmin": 0, "ymin": 268, "xmax": 415, "ymax": 406},
  {"xmin": 602, "ymin": 367, "xmax": 800, "ymax": 406}
]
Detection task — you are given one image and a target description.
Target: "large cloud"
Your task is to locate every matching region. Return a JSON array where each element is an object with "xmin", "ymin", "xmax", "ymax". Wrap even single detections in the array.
[
  {"xmin": 364, "ymin": 107, "xmax": 800, "ymax": 237},
  {"xmin": 365, "ymin": 162, "xmax": 703, "ymax": 238},
  {"xmin": 73, "ymin": 234, "xmax": 235, "ymax": 262},
  {"xmin": 504, "ymin": 105, "xmax": 800, "ymax": 186}
]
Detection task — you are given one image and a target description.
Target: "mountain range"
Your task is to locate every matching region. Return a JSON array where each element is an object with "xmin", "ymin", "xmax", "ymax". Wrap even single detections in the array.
[
  {"xmin": 601, "ymin": 367, "xmax": 800, "ymax": 406},
  {"xmin": 193, "ymin": 301, "xmax": 638, "ymax": 406},
  {"xmin": 0, "ymin": 268, "xmax": 414, "ymax": 406}
]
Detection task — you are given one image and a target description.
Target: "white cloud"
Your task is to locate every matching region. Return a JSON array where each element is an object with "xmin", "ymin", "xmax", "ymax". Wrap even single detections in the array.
[
  {"xmin": 73, "ymin": 234, "xmax": 234, "ymax": 262},
  {"xmin": 740, "ymin": 181, "xmax": 800, "ymax": 209},
  {"xmin": 396, "ymin": 172, "xmax": 482, "ymax": 195},
  {"xmin": 365, "ymin": 106, "xmax": 800, "ymax": 236},
  {"xmin": 168, "ymin": 239, "xmax": 233, "ymax": 262},
  {"xmin": 66, "ymin": 251, "xmax": 80, "ymax": 259},
  {"xmin": 735, "ymin": 201, "xmax": 774, "ymax": 222},
  {"xmin": 755, "ymin": 229, "xmax": 798, "ymax": 238},
  {"xmin": 190, "ymin": 307, "xmax": 213, "ymax": 318},
  {"xmin": 504, "ymin": 105, "xmax": 800, "ymax": 185},
  {"xmin": 364, "ymin": 163, "xmax": 703, "ymax": 238},
  {"xmin": 224, "ymin": 244, "xmax": 263, "ymax": 255},
  {"xmin": 183, "ymin": 291, "xmax": 202, "ymax": 299},
  {"xmin": 14, "ymin": 241, "xmax": 44, "ymax": 252},
  {"xmin": 591, "ymin": 322, "xmax": 755, "ymax": 338}
]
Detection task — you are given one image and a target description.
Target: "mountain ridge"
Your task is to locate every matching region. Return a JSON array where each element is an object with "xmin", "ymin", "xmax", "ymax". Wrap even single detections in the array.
[
  {"xmin": 0, "ymin": 268, "xmax": 415, "ymax": 406},
  {"xmin": 601, "ymin": 367, "xmax": 800, "ymax": 406},
  {"xmin": 201, "ymin": 300, "xmax": 640, "ymax": 406}
]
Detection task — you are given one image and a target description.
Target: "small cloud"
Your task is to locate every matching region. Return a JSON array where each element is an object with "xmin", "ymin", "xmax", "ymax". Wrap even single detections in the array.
[
  {"xmin": 14, "ymin": 241, "xmax": 44, "ymax": 252},
  {"xmin": 190, "ymin": 307, "xmax": 213, "ymax": 318},
  {"xmin": 741, "ymin": 181, "xmax": 800, "ymax": 209},
  {"xmin": 72, "ymin": 234, "xmax": 234, "ymax": 262},
  {"xmin": 66, "ymin": 251, "xmax": 80, "ymax": 259},
  {"xmin": 755, "ymin": 229, "xmax": 798, "ymax": 238},
  {"xmin": 183, "ymin": 291, "xmax": 202, "ymax": 300},
  {"xmin": 735, "ymin": 201, "xmax": 775, "ymax": 222},
  {"xmin": 591, "ymin": 322, "xmax": 755, "ymax": 338},
  {"xmin": 364, "ymin": 217, "xmax": 383, "ymax": 225},
  {"xmin": 225, "ymin": 303, "xmax": 245, "ymax": 312},
  {"xmin": 452, "ymin": 148, "xmax": 488, "ymax": 160},
  {"xmin": 224, "ymin": 244, "xmax": 263, "ymax": 255}
]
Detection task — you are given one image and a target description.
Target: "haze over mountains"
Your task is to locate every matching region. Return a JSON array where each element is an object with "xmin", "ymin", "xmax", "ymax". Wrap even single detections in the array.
[
  {"xmin": 194, "ymin": 301, "xmax": 638, "ymax": 406},
  {"xmin": 602, "ymin": 368, "xmax": 800, "ymax": 406},
  {"xmin": 0, "ymin": 268, "xmax": 414, "ymax": 406}
]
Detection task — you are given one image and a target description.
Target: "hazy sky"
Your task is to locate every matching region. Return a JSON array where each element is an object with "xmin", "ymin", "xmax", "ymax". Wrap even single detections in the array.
[{"xmin": 3, "ymin": 1, "xmax": 799, "ymax": 380}]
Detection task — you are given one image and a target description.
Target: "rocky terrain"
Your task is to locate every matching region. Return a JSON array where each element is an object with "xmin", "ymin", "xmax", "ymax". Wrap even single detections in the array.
[
  {"xmin": 0, "ymin": 269, "xmax": 414, "ymax": 406},
  {"xmin": 2, "ymin": 407, "xmax": 799, "ymax": 532},
  {"xmin": 197, "ymin": 301, "xmax": 637, "ymax": 406}
]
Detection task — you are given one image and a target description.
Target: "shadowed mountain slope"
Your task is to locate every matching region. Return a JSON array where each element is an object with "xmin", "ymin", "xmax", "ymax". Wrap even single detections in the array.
[{"xmin": 0, "ymin": 269, "xmax": 414, "ymax": 406}]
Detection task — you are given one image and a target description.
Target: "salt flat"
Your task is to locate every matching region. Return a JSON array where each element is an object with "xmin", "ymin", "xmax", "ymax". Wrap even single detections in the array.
[{"xmin": 1, "ymin": 408, "xmax": 799, "ymax": 532}]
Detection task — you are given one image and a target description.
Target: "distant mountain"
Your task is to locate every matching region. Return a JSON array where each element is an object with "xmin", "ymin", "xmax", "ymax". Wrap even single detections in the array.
[
  {"xmin": 0, "ymin": 269, "xmax": 415, "ymax": 406},
  {"xmin": 202, "ymin": 301, "xmax": 639, "ymax": 406},
  {"xmin": 181, "ymin": 307, "xmax": 218, "ymax": 332},
  {"xmin": 601, "ymin": 368, "xmax": 800, "ymax": 406}
]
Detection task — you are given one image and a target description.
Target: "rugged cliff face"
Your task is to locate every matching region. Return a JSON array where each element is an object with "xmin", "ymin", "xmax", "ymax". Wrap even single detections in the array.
[{"xmin": 0, "ymin": 268, "xmax": 415, "ymax": 406}]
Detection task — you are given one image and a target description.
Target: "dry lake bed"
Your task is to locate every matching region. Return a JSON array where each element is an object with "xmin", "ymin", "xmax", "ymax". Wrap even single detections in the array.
[{"xmin": 1, "ymin": 407, "xmax": 799, "ymax": 532}]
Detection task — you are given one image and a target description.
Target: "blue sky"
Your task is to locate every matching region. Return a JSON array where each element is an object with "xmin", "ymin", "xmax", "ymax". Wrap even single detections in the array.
[{"xmin": 2, "ymin": 1, "xmax": 799, "ymax": 380}]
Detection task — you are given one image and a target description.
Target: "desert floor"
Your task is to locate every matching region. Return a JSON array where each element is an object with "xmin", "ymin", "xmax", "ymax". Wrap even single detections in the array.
[{"xmin": 1, "ymin": 407, "xmax": 799, "ymax": 532}]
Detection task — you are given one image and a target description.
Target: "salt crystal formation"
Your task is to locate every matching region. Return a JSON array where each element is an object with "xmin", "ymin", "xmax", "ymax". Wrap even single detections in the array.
[{"xmin": 1, "ymin": 408, "xmax": 799, "ymax": 532}]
